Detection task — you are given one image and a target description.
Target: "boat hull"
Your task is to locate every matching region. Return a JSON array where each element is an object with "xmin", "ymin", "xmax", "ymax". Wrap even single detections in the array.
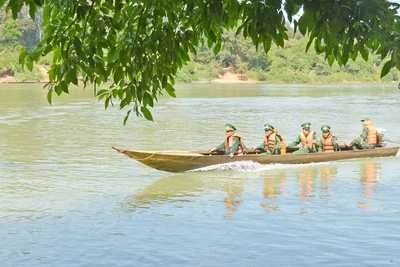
[{"xmin": 112, "ymin": 146, "xmax": 399, "ymax": 173}]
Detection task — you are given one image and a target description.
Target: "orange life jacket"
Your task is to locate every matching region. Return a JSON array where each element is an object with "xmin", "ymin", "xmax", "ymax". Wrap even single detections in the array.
[
  {"xmin": 366, "ymin": 125, "xmax": 377, "ymax": 145},
  {"xmin": 320, "ymin": 132, "xmax": 336, "ymax": 153},
  {"xmin": 300, "ymin": 130, "xmax": 316, "ymax": 150},
  {"xmin": 225, "ymin": 134, "xmax": 245, "ymax": 155},
  {"xmin": 363, "ymin": 121, "xmax": 377, "ymax": 145},
  {"xmin": 264, "ymin": 129, "xmax": 286, "ymax": 154}
]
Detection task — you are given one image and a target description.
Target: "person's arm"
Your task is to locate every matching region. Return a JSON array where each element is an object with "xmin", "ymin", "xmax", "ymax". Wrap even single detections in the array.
[
  {"xmin": 215, "ymin": 142, "xmax": 225, "ymax": 151},
  {"xmin": 316, "ymin": 139, "xmax": 322, "ymax": 153},
  {"xmin": 287, "ymin": 135, "xmax": 301, "ymax": 148},
  {"xmin": 255, "ymin": 143, "xmax": 266, "ymax": 151},
  {"xmin": 332, "ymin": 136, "xmax": 340, "ymax": 151},
  {"xmin": 230, "ymin": 137, "xmax": 240, "ymax": 154},
  {"xmin": 274, "ymin": 137, "xmax": 282, "ymax": 152},
  {"xmin": 310, "ymin": 134, "xmax": 321, "ymax": 152},
  {"xmin": 360, "ymin": 127, "xmax": 368, "ymax": 139}
]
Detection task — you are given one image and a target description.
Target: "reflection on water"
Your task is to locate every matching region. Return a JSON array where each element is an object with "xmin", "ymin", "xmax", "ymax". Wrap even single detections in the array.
[
  {"xmin": 320, "ymin": 165, "xmax": 338, "ymax": 199},
  {"xmin": 223, "ymin": 180, "xmax": 243, "ymax": 212},
  {"xmin": 298, "ymin": 167, "xmax": 318, "ymax": 199},
  {"xmin": 222, "ymin": 179, "xmax": 244, "ymax": 219},
  {"xmin": 261, "ymin": 172, "xmax": 286, "ymax": 212},
  {"xmin": 119, "ymin": 162, "xmax": 385, "ymax": 217},
  {"xmin": 358, "ymin": 161, "xmax": 382, "ymax": 211},
  {"xmin": 297, "ymin": 165, "xmax": 339, "ymax": 214},
  {"xmin": 121, "ymin": 174, "xmax": 208, "ymax": 212}
]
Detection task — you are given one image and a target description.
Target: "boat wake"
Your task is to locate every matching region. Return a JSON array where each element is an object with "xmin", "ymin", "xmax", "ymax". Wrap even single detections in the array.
[{"xmin": 191, "ymin": 160, "xmax": 309, "ymax": 172}]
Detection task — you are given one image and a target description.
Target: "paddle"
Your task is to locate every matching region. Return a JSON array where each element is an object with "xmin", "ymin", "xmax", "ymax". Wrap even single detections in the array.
[{"xmin": 384, "ymin": 139, "xmax": 400, "ymax": 145}]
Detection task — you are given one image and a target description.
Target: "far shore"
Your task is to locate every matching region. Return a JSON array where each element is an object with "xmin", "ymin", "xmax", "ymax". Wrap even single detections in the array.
[{"xmin": 1, "ymin": 72, "xmax": 398, "ymax": 85}]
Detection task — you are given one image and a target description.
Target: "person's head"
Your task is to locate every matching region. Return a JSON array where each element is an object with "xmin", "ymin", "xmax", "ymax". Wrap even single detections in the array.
[
  {"xmin": 225, "ymin": 124, "xmax": 236, "ymax": 137},
  {"xmin": 361, "ymin": 117, "xmax": 371, "ymax": 126},
  {"xmin": 321, "ymin": 125, "xmax": 331, "ymax": 137},
  {"xmin": 264, "ymin": 124, "xmax": 274, "ymax": 134},
  {"xmin": 301, "ymin": 122, "xmax": 311, "ymax": 134}
]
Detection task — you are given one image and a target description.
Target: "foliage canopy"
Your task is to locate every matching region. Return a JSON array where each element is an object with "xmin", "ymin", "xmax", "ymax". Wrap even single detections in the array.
[{"xmin": 2, "ymin": 0, "xmax": 400, "ymax": 123}]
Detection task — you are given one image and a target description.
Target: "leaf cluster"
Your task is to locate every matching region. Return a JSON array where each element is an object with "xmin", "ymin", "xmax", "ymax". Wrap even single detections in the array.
[{"xmin": 1, "ymin": 0, "xmax": 399, "ymax": 123}]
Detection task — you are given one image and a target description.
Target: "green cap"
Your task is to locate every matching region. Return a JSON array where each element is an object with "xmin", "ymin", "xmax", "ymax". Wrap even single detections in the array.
[
  {"xmin": 361, "ymin": 117, "xmax": 370, "ymax": 122},
  {"xmin": 301, "ymin": 122, "xmax": 311, "ymax": 129},
  {"xmin": 321, "ymin": 125, "xmax": 331, "ymax": 131},
  {"xmin": 225, "ymin": 124, "xmax": 236, "ymax": 131},
  {"xmin": 264, "ymin": 124, "xmax": 274, "ymax": 131}
]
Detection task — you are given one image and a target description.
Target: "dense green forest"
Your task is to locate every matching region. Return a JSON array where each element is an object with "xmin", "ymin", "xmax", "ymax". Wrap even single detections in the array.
[
  {"xmin": 177, "ymin": 27, "xmax": 399, "ymax": 83},
  {"xmin": 0, "ymin": 7, "xmax": 398, "ymax": 84}
]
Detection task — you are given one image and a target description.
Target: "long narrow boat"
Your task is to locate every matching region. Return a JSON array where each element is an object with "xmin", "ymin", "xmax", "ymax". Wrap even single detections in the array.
[{"xmin": 112, "ymin": 146, "xmax": 399, "ymax": 173}]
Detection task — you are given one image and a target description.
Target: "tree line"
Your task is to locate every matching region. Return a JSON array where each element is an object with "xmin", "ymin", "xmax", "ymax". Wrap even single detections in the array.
[{"xmin": 177, "ymin": 27, "xmax": 399, "ymax": 83}]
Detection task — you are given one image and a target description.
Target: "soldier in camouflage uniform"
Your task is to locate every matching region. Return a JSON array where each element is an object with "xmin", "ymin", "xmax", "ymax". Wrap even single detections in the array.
[
  {"xmin": 209, "ymin": 124, "xmax": 245, "ymax": 157},
  {"xmin": 345, "ymin": 117, "xmax": 377, "ymax": 149},
  {"xmin": 287, "ymin": 122, "xmax": 320, "ymax": 154}
]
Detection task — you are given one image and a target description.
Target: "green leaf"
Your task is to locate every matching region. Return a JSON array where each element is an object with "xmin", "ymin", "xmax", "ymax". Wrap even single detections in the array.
[
  {"xmin": 19, "ymin": 48, "xmax": 27, "ymax": 65},
  {"xmin": 328, "ymin": 54, "xmax": 335, "ymax": 67},
  {"xmin": 54, "ymin": 83, "xmax": 63, "ymax": 96},
  {"xmin": 140, "ymin": 106, "xmax": 154, "ymax": 121},
  {"xmin": 66, "ymin": 70, "xmax": 78, "ymax": 85},
  {"xmin": 377, "ymin": 45, "xmax": 389, "ymax": 61},
  {"xmin": 107, "ymin": 47, "xmax": 118, "ymax": 62},
  {"xmin": 207, "ymin": 38, "xmax": 213, "ymax": 48},
  {"xmin": 105, "ymin": 97, "xmax": 110, "ymax": 109},
  {"xmin": 263, "ymin": 38, "xmax": 271, "ymax": 54},
  {"xmin": 165, "ymin": 83, "xmax": 176, "ymax": 97},
  {"xmin": 96, "ymin": 89, "xmax": 108, "ymax": 96},
  {"xmin": 43, "ymin": 5, "xmax": 51, "ymax": 23},
  {"xmin": 298, "ymin": 17, "xmax": 307, "ymax": 35},
  {"xmin": 305, "ymin": 38, "xmax": 313, "ymax": 53},
  {"xmin": 213, "ymin": 42, "xmax": 222, "ymax": 55},
  {"xmin": 26, "ymin": 59, "xmax": 33, "ymax": 72},
  {"xmin": 60, "ymin": 81, "xmax": 69, "ymax": 93},
  {"xmin": 29, "ymin": 3, "xmax": 37, "ymax": 19},
  {"xmin": 360, "ymin": 46, "xmax": 369, "ymax": 61},
  {"xmin": 120, "ymin": 97, "xmax": 131, "ymax": 109},
  {"xmin": 47, "ymin": 89, "xmax": 53, "ymax": 104},
  {"xmin": 162, "ymin": 75, "xmax": 167, "ymax": 87},
  {"xmin": 275, "ymin": 34, "xmax": 284, "ymax": 47},
  {"xmin": 114, "ymin": 69, "xmax": 123, "ymax": 84},
  {"xmin": 33, "ymin": 0, "xmax": 42, "ymax": 6},
  {"xmin": 341, "ymin": 52, "xmax": 349, "ymax": 65},
  {"xmin": 350, "ymin": 48, "xmax": 358, "ymax": 61},
  {"xmin": 123, "ymin": 110, "xmax": 131, "ymax": 125},
  {"xmin": 144, "ymin": 92, "xmax": 154, "ymax": 107},
  {"xmin": 380, "ymin": 60, "xmax": 392, "ymax": 78},
  {"xmin": 119, "ymin": 50, "xmax": 129, "ymax": 65},
  {"xmin": 74, "ymin": 37, "xmax": 85, "ymax": 59}
]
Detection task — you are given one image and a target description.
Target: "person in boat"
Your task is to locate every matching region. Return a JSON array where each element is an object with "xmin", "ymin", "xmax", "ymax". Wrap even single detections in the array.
[
  {"xmin": 253, "ymin": 124, "xmax": 286, "ymax": 155},
  {"xmin": 209, "ymin": 124, "xmax": 245, "ymax": 157},
  {"xmin": 345, "ymin": 117, "xmax": 377, "ymax": 149},
  {"xmin": 318, "ymin": 125, "xmax": 340, "ymax": 152},
  {"xmin": 287, "ymin": 122, "xmax": 319, "ymax": 154}
]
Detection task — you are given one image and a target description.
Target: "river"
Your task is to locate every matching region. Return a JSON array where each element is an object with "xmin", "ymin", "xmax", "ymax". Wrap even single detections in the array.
[{"xmin": 1, "ymin": 83, "xmax": 400, "ymax": 266}]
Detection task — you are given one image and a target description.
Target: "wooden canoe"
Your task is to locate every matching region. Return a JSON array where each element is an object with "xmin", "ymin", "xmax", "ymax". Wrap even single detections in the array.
[{"xmin": 112, "ymin": 146, "xmax": 399, "ymax": 173}]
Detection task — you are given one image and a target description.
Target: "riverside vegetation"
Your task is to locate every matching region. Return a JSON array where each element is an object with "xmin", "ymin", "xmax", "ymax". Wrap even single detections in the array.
[{"xmin": 0, "ymin": 6, "xmax": 398, "ymax": 84}]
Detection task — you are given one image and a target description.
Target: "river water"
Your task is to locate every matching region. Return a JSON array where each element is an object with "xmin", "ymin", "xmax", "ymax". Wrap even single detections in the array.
[{"xmin": 1, "ymin": 83, "xmax": 400, "ymax": 266}]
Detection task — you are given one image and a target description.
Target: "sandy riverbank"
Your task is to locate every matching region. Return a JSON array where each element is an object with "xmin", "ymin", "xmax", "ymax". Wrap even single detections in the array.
[
  {"xmin": 1, "ymin": 67, "xmax": 254, "ymax": 84},
  {"xmin": 210, "ymin": 70, "xmax": 255, "ymax": 83}
]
